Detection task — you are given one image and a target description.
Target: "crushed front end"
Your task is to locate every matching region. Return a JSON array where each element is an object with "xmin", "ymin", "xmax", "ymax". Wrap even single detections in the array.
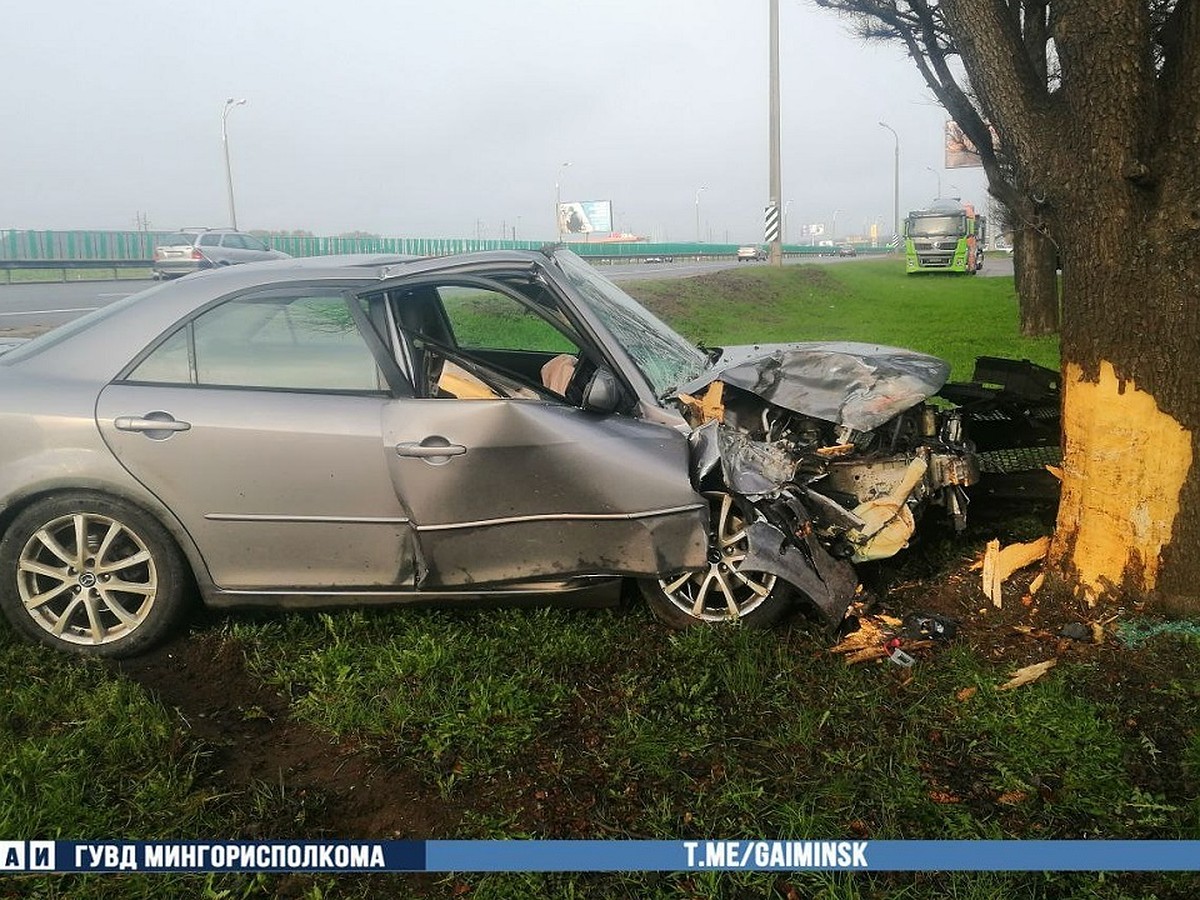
[{"xmin": 677, "ymin": 342, "xmax": 980, "ymax": 625}]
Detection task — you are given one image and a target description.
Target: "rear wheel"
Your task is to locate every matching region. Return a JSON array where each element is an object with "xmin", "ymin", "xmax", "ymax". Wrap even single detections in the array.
[
  {"xmin": 0, "ymin": 494, "xmax": 188, "ymax": 657},
  {"xmin": 640, "ymin": 492, "xmax": 792, "ymax": 629}
]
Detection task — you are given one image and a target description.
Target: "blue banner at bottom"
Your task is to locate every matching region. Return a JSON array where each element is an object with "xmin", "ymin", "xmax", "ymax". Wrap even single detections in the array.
[{"xmin": 2, "ymin": 840, "xmax": 1199, "ymax": 874}]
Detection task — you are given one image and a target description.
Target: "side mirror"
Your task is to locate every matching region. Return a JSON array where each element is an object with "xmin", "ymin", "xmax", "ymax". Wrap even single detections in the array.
[{"xmin": 581, "ymin": 367, "xmax": 621, "ymax": 414}]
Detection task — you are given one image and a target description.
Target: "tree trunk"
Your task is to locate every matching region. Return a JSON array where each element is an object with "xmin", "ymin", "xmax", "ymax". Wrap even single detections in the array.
[
  {"xmin": 1050, "ymin": 211, "xmax": 1200, "ymax": 613},
  {"xmin": 1011, "ymin": 224, "xmax": 1060, "ymax": 337}
]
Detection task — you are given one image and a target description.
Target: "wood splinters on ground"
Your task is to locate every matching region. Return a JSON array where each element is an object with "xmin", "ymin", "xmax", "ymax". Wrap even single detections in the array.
[
  {"xmin": 829, "ymin": 615, "xmax": 903, "ymax": 656},
  {"xmin": 998, "ymin": 658, "xmax": 1057, "ymax": 691},
  {"xmin": 980, "ymin": 536, "xmax": 1051, "ymax": 608},
  {"xmin": 1029, "ymin": 571, "xmax": 1046, "ymax": 596}
]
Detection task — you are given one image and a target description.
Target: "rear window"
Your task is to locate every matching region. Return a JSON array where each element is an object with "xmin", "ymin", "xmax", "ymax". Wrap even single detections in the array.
[{"xmin": 157, "ymin": 233, "xmax": 199, "ymax": 248}]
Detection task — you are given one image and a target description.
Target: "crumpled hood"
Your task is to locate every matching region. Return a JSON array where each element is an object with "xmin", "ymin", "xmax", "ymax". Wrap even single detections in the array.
[{"xmin": 678, "ymin": 341, "xmax": 950, "ymax": 432}]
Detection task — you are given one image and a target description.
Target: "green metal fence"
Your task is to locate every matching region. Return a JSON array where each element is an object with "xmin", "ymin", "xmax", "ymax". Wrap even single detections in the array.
[{"xmin": 0, "ymin": 229, "xmax": 875, "ymax": 262}]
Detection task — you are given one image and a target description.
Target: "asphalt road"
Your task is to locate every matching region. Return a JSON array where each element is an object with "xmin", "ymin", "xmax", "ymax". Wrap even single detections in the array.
[{"xmin": 0, "ymin": 253, "xmax": 1012, "ymax": 334}]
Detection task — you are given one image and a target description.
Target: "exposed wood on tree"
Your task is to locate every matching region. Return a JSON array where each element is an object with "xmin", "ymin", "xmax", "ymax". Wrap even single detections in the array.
[{"xmin": 815, "ymin": 0, "xmax": 1200, "ymax": 612}]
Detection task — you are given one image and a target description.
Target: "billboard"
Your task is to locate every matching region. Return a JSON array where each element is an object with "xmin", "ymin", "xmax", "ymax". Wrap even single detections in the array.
[
  {"xmin": 558, "ymin": 200, "xmax": 613, "ymax": 235},
  {"xmin": 944, "ymin": 119, "xmax": 1000, "ymax": 168}
]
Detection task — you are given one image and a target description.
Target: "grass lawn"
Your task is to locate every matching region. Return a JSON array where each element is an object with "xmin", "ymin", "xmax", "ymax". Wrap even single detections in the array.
[
  {"xmin": 623, "ymin": 258, "xmax": 1059, "ymax": 381},
  {"xmin": 6, "ymin": 260, "xmax": 1199, "ymax": 900}
]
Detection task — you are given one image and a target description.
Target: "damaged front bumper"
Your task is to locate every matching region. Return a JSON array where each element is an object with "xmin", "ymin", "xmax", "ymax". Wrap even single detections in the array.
[{"xmin": 679, "ymin": 342, "xmax": 982, "ymax": 625}]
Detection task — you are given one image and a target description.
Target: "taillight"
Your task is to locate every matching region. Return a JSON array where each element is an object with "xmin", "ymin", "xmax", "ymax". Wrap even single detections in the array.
[
  {"xmin": 191, "ymin": 248, "xmax": 204, "ymax": 260},
  {"xmin": 153, "ymin": 248, "xmax": 164, "ymax": 259}
]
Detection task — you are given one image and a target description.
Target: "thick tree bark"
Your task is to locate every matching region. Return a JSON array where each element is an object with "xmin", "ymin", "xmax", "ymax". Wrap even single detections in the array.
[
  {"xmin": 1053, "ymin": 209, "xmax": 1199, "ymax": 612},
  {"xmin": 937, "ymin": 0, "xmax": 1200, "ymax": 610},
  {"xmin": 1010, "ymin": 223, "xmax": 1060, "ymax": 337}
]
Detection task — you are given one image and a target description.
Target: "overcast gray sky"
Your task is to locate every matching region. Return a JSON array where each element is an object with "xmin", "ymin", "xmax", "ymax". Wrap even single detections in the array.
[{"xmin": 1, "ymin": 0, "xmax": 988, "ymax": 243}]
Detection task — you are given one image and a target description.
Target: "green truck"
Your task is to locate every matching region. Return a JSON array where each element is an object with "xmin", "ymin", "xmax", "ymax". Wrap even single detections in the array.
[{"xmin": 904, "ymin": 200, "xmax": 985, "ymax": 274}]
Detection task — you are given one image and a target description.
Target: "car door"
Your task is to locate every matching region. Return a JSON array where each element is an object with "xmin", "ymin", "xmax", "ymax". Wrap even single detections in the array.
[
  {"xmin": 373, "ymin": 275, "xmax": 709, "ymax": 587},
  {"xmin": 96, "ymin": 287, "xmax": 419, "ymax": 591},
  {"xmin": 218, "ymin": 232, "xmax": 251, "ymax": 265}
]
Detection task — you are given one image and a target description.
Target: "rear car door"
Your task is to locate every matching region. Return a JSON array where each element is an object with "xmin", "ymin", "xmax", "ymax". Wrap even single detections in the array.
[{"xmin": 96, "ymin": 287, "xmax": 418, "ymax": 591}]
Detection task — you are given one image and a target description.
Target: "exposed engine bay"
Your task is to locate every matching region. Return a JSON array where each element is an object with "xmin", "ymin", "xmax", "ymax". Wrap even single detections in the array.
[{"xmin": 674, "ymin": 342, "xmax": 981, "ymax": 625}]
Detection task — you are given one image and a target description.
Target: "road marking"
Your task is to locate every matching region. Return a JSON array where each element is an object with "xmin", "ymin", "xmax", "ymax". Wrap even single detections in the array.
[{"xmin": 0, "ymin": 306, "xmax": 100, "ymax": 318}]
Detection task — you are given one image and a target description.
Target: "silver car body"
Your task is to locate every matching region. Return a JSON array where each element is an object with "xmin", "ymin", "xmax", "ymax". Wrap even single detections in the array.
[
  {"xmin": 0, "ymin": 248, "xmax": 977, "ymax": 629},
  {"xmin": 152, "ymin": 229, "xmax": 290, "ymax": 278}
]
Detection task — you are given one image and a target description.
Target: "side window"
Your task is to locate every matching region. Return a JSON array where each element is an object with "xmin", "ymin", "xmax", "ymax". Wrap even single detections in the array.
[
  {"xmin": 241, "ymin": 234, "xmax": 269, "ymax": 252},
  {"xmin": 198, "ymin": 233, "xmax": 221, "ymax": 247},
  {"xmin": 393, "ymin": 284, "xmax": 584, "ymax": 401},
  {"xmin": 127, "ymin": 327, "xmax": 190, "ymax": 384},
  {"xmin": 220, "ymin": 233, "xmax": 247, "ymax": 249},
  {"xmin": 127, "ymin": 293, "xmax": 385, "ymax": 392},
  {"xmin": 439, "ymin": 286, "xmax": 577, "ymax": 353}
]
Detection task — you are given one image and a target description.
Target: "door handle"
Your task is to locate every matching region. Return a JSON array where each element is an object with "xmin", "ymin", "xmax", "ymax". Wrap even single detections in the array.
[
  {"xmin": 114, "ymin": 413, "xmax": 191, "ymax": 437},
  {"xmin": 396, "ymin": 438, "xmax": 466, "ymax": 463}
]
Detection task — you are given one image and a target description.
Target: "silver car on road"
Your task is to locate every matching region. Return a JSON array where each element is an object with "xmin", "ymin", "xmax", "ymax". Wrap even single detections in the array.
[
  {"xmin": 0, "ymin": 249, "xmax": 978, "ymax": 656},
  {"xmin": 152, "ymin": 228, "xmax": 290, "ymax": 278}
]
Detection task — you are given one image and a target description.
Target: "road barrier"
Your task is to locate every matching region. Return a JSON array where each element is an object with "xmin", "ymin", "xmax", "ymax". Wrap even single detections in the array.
[{"xmin": 0, "ymin": 229, "xmax": 886, "ymax": 280}]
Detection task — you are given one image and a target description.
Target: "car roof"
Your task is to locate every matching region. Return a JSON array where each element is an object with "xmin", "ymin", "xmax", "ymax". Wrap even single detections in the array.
[{"xmin": 4, "ymin": 250, "xmax": 554, "ymax": 383}]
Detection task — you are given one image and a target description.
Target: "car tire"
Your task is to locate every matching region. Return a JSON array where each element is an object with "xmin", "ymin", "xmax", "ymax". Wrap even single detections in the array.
[
  {"xmin": 0, "ymin": 493, "xmax": 189, "ymax": 657},
  {"xmin": 639, "ymin": 492, "xmax": 792, "ymax": 629}
]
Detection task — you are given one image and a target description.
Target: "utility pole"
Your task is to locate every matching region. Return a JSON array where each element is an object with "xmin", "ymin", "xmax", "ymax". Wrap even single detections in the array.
[
  {"xmin": 879, "ymin": 121, "xmax": 900, "ymax": 246},
  {"xmin": 767, "ymin": 0, "xmax": 783, "ymax": 266}
]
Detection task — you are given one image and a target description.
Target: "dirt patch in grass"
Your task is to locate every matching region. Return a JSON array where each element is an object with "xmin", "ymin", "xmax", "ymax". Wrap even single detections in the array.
[
  {"xmin": 114, "ymin": 632, "xmax": 463, "ymax": 839},
  {"xmin": 627, "ymin": 266, "xmax": 842, "ymax": 321}
]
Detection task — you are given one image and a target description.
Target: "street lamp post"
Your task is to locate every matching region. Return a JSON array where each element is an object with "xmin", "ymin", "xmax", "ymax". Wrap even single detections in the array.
[
  {"xmin": 695, "ymin": 186, "xmax": 707, "ymax": 243},
  {"xmin": 878, "ymin": 121, "xmax": 899, "ymax": 244},
  {"xmin": 554, "ymin": 162, "xmax": 571, "ymax": 240},
  {"xmin": 832, "ymin": 208, "xmax": 840, "ymax": 241},
  {"xmin": 926, "ymin": 165, "xmax": 942, "ymax": 199},
  {"xmin": 784, "ymin": 199, "xmax": 793, "ymax": 244},
  {"xmin": 222, "ymin": 98, "xmax": 247, "ymax": 230}
]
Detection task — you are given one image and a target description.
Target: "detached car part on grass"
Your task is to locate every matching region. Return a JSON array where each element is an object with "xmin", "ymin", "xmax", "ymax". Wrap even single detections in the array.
[{"xmin": 0, "ymin": 248, "xmax": 977, "ymax": 657}]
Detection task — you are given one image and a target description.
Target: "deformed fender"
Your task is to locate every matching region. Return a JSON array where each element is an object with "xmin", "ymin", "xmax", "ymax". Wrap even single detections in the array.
[{"xmin": 741, "ymin": 520, "xmax": 859, "ymax": 624}]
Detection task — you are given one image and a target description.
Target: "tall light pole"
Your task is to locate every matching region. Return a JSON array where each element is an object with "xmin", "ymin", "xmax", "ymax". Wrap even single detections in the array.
[
  {"xmin": 784, "ymin": 199, "xmax": 793, "ymax": 244},
  {"xmin": 879, "ymin": 121, "xmax": 900, "ymax": 244},
  {"xmin": 926, "ymin": 165, "xmax": 942, "ymax": 199},
  {"xmin": 554, "ymin": 161, "xmax": 571, "ymax": 240},
  {"xmin": 832, "ymin": 208, "xmax": 840, "ymax": 240},
  {"xmin": 222, "ymin": 98, "xmax": 247, "ymax": 230},
  {"xmin": 767, "ymin": 0, "xmax": 782, "ymax": 266},
  {"xmin": 695, "ymin": 186, "xmax": 707, "ymax": 243}
]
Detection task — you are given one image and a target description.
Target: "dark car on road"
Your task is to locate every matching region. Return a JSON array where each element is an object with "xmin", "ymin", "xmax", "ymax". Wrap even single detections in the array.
[
  {"xmin": 0, "ymin": 249, "xmax": 978, "ymax": 656},
  {"xmin": 152, "ymin": 228, "xmax": 290, "ymax": 278}
]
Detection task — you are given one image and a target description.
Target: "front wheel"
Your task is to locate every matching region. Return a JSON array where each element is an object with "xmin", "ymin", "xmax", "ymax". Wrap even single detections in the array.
[
  {"xmin": 0, "ymin": 493, "xmax": 189, "ymax": 657},
  {"xmin": 640, "ymin": 492, "xmax": 792, "ymax": 629}
]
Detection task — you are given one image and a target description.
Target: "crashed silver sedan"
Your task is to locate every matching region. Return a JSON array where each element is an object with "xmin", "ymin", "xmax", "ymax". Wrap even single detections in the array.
[{"xmin": 0, "ymin": 248, "xmax": 978, "ymax": 656}]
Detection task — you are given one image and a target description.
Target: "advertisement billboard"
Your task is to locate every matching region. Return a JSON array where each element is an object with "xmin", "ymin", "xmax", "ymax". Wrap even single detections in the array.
[
  {"xmin": 558, "ymin": 200, "xmax": 613, "ymax": 235},
  {"xmin": 944, "ymin": 119, "xmax": 1000, "ymax": 169}
]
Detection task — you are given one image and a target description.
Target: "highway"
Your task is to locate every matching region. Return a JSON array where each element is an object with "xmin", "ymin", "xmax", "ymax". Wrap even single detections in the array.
[{"xmin": 0, "ymin": 253, "xmax": 1012, "ymax": 336}]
